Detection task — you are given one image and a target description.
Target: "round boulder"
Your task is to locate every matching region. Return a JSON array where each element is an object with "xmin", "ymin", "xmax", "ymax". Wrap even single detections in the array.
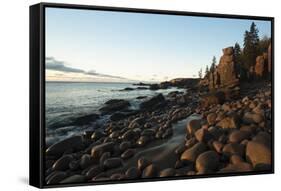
[{"xmin": 195, "ymin": 151, "xmax": 220, "ymax": 172}]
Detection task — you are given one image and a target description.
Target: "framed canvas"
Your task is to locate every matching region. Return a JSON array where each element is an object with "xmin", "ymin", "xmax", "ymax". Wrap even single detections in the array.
[{"xmin": 29, "ymin": 2, "xmax": 274, "ymax": 188}]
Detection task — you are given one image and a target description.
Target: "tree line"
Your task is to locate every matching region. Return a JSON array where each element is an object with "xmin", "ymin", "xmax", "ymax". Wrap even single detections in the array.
[{"xmin": 198, "ymin": 22, "xmax": 271, "ymax": 81}]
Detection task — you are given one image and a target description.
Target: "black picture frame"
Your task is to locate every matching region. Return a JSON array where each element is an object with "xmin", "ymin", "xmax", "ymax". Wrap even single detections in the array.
[{"xmin": 30, "ymin": 2, "xmax": 274, "ymax": 188}]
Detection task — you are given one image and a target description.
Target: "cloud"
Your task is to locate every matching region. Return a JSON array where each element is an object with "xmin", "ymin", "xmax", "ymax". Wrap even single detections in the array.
[{"xmin": 46, "ymin": 57, "xmax": 127, "ymax": 80}]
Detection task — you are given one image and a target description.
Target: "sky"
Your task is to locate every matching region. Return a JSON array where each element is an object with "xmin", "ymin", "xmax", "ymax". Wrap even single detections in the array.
[{"xmin": 45, "ymin": 7, "xmax": 271, "ymax": 83}]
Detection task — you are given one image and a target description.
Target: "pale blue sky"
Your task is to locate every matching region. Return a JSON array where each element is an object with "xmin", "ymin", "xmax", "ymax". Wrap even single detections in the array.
[{"xmin": 45, "ymin": 7, "xmax": 271, "ymax": 82}]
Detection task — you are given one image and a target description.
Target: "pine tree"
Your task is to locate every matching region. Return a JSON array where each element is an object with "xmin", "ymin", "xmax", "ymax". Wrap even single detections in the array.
[
  {"xmin": 233, "ymin": 42, "xmax": 243, "ymax": 78},
  {"xmin": 210, "ymin": 56, "xmax": 217, "ymax": 88},
  {"xmin": 205, "ymin": 65, "xmax": 209, "ymax": 78},
  {"xmin": 210, "ymin": 56, "xmax": 216, "ymax": 73},
  {"xmin": 243, "ymin": 22, "xmax": 260, "ymax": 80}
]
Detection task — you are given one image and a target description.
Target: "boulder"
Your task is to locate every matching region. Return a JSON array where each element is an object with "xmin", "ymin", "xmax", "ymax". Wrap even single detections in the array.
[
  {"xmin": 142, "ymin": 164, "xmax": 158, "ymax": 178},
  {"xmin": 207, "ymin": 113, "xmax": 217, "ymax": 125},
  {"xmin": 91, "ymin": 142, "xmax": 115, "ymax": 159},
  {"xmin": 52, "ymin": 155, "xmax": 73, "ymax": 171},
  {"xmin": 222, "ymin": 143, "xmax": 245, "ymax": 157},
  {"xmin": 159, "ymin": 168, "xmax": 176, "ymax": 177},
  {"xmin": 80, "ymin": 154, "xmax": 93, "ymax": 169},
  {"xmin": 216, "ymin": 114, "xmax": 240, "ymax": 129},
  {"xmin": 46, "ymin": 136, "xmax": 83, "ymax": 157},
  {"xmin": 243, "ymin": 112, "xmax": 264, "ymax": 124},
  {"xmin": 140, "ymin": 94, "xmax": 166, "ymax": 110},
  {"xmin": 246, "ymin": 141, "xmax": 271, "ymax": 168},
  {"xmin": 103, "ymin": 158, "xmax": 123, "ymax": 169},
  {"xmin": 228, "ymin": 130, "xmax": 251, "ymax": 143},
  {"xmin": 219, "ymin": 162, "xmax": 253, "ymax": 173},
  {"xmin": 121, "ymin": 149, "xmax": 135, "ymax": 159},
  {"xmin": 195, "ymin": 151, "xmax": 220, "ymax": 172},
  {"xmin": 200, "ymin": 91, "xmax": 225, "ymax": 108},
  {"xmin": 194, "ymin": 128, "xmax": 212, "ymax": 142},
  {"xmin": 181, "ymin": 142, "xmax": 207, "ymax": 162},
  {"xmin": 99, "ymin": 99, "xmax": 130, "ymax": 114},
  {"xmin": 187, "ymin": 119, "xmax": 201, "ymax": 135},
  {"xmin": 137, "ymin": 157, "xmax": 151, "ymax": 171},
  {"xmin": 85, "ymin": 165, "xmax": 103, "ymax": 179},
  {"xmin": 72, "ymin": 113, "xmax": 99, "ymax": 126},
  {"xmin": 46, "ymin": 171, "xmax": 67, "ymax": 185},
  {"xmin": 125, "ymin": 167, "xmax": 141, "ymax": 179},
  {"xmin": 60, "ymin": 175, "xmax": 85, "ymax": 184}
]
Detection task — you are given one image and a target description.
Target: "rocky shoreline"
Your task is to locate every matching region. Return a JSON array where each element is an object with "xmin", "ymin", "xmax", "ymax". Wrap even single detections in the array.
[{"xmin": 44, "ymin": 78, "xmax": 272, "ymax": 184}]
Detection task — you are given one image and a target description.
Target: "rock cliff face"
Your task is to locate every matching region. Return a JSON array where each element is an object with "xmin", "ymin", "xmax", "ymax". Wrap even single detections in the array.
[
  {"xmin": 217, "ymin": 47, "xmax": 239, "ymax": 87},
  {"xmin": 255, "ymin": 53, "xmax": 268, "ymax": 78},
  {"xmin": 268, "ymin": 43, "xmax": 272, "ymax": 73},
  {"xmin": 208, "ymin": 47, "xmax": 239, "ymax": 90}
]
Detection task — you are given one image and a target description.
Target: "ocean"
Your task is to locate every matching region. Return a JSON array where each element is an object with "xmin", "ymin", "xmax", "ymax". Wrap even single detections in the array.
[{"xmin": 46, "ymin": 82, "xmax": 183, "ymax": 146}]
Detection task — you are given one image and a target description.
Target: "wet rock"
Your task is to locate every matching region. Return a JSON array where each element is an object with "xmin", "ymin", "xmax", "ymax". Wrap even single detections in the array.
[
  {"xmin": 99, "ymin": 152, "xmax": 111, "ymax": 165},
  {"xmin": 91, "ymin": 131, "xmax": 106, "ymax": 141},
  {"xmin": 91, "ymin": 142, "xmax": 115, "ymax": 159},
  {"xmin": 228, "ymin": 130, "xmax": 251, "ymax": 143},
  {"xmin": 52, "ymin": 155, "xmax": 73, "ymax": 171},
  {"xmin": 122, "ymin": 130, "xmax": 136, "ymax": 141},
  {"xmin": 46, "ymin": 136, "xmax": 83, "ymax": 157},
  {"xmin": 246, "ymin": 141, "xmax": 271, "ymax": 168},
  {"xmin": 137, "ymin": 157, "xmax": 151, "ymax": 171},
  {"xmin": 73, "ymin": 113, "xmax": 100, "ymax": 126},
  {"xmin": 121, "ymin": 149, "xmax": 135, "ymax": 159},
  {"xmin": 80, "ymin": 154, "xmax": 93, "ymax": 169},
  {"xmin": 99, "ymin": 99, "xmax": 130, "ymax": 114},
  {"xmin": 162, "ymin": 128, "xmax": 173, "ymax": 138},
  {"xmin": 222, "ymin": 143, "xmax": 245, "ymax": 157},
  {"xmin": 119, "ymin": 141, "xmax": 131, "ymax": 152},
  {"xmin": 181, "ymin": 142, "xmax": 207, "ymax": 162},
  {"xmin": 60, "ymin": 175, "xmax": 85, "ymax": 183},
  {"xmin": 110, "ymin": 173, "xmax": 124, "ymax": 180},
  {"xmin": 125, "ymin": 167, "xmax": 141, "ymax": 179},
  {"xmin": 46, "ymin": 171, "xmax": 68, "ymax": 185},
  {"xmin": 196, "ymin": 151, "xmax": 220, "ymax": 172},
  {"xmin": 85, "ymin": 165, "xmax": 103, "ymax": 179},
  {"xmin": 141, "ymin": 129, "xmax": 156, "ymax": 137},
  {"xmin": 142, "ymin": 164, "xmax": 158, "ymax": 178},
  {"xmin": 140, "ymin": 94, "xmax": 166, "ymax": 110},
  {"xmin": 159, "ymin": 168, "xmax": 176, "ymax": 177},
  {"xmin": 187, "ymin": 119, "xmax": 201, "ymax": 135},
  {"xmin": 69, "ymin": 160, "xmax": 80, "ymax": 171},
  {"xmin": 137, "ymin": 136, "xmax": 150, "ymax": 146},
  {"xmin": 103, "ymin": 158, "xmax": 123, "ymax": 169}
]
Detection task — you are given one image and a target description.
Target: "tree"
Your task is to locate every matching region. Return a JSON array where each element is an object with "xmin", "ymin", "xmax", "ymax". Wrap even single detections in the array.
[
  {"xmin": 233, "ymin": 42, "xmax": 243, "ymax": 78},
  {"xmin": 258, "ymin": 35, "xmax": 271, "ymax": 54},
  {"xmin": 209, "ymin": 56, "xmax": 217, "ymax": 88},
  {"xmin": 210, "ymin": 56, "xmax": 216, "ymax": 73},
  {"xmin": 205, "ymin": 65, "xmax": 209, "ymax": 78},
  {"xmin": 242, "ymin": 22, "xmax": 260, "ymax": 80},
  {"xmin": 198, "ymin": 68, "xmax": 203, "ymax": 79}
]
